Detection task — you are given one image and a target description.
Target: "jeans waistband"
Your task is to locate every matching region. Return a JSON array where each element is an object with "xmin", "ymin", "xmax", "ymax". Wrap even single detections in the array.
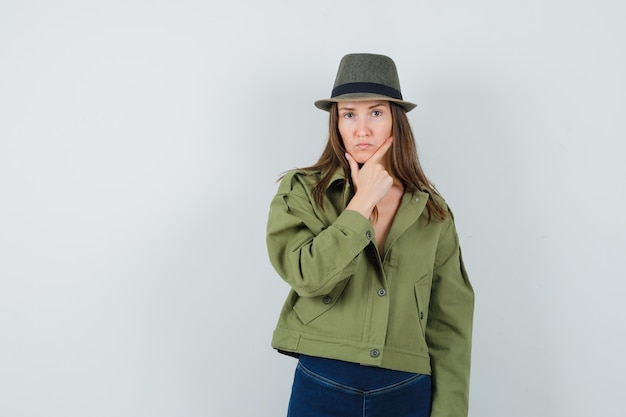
[{"xmin": 298, "ymin": 354, "xmax": 421, "ymax": 392}]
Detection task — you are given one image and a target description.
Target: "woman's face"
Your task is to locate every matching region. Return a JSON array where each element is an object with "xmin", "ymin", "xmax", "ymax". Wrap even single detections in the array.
[{"xmin": 337, "ymin": 101, "xmax": 393, "ymax": 165}]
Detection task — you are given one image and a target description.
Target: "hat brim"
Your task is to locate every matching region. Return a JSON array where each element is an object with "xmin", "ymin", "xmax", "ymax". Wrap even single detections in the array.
[{"xmin": 314, "ymin": 93, "xmax": 417, "ymax": 112}]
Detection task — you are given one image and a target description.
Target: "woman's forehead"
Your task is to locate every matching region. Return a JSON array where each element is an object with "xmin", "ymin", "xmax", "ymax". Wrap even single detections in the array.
[{"xmin": 337, "ymin": 101, "xmax": 390, "ymax": 110}]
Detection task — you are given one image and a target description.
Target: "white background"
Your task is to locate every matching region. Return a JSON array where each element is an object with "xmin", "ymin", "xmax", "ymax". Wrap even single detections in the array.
[{"xmin": 1, "ymin": 1, "xmax": 625, "ymax": 416}]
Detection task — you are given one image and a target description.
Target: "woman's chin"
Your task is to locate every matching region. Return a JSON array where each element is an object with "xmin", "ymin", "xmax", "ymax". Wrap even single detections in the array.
[{"xmin": 352, "ymin": 152, "xmax": 373, "ymax": 165}]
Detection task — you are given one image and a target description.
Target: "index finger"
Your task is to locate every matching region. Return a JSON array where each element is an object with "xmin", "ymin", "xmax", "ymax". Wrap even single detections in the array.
[
  {"xmin": 345, "ymin": 152, "xmax": 360, "ymax": 174},
  {"xmin": 367, "ymin": 136, "xmax": 394, "ymax": 164}
]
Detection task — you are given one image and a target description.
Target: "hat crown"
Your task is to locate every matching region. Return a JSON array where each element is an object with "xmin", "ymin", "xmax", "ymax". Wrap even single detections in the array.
[
  {"xmin": 333, "ymin": 53, "xmax": 401, "ymax": 92},
  {"xmin": 314, "ymin": 53, "xmax": 416, "ymax": 112}
]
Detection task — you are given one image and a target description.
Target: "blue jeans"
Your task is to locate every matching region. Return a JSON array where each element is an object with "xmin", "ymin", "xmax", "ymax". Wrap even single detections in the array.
[{"xmin": 287, "ymin": 355, "xmax": 431, "ymax": 417}]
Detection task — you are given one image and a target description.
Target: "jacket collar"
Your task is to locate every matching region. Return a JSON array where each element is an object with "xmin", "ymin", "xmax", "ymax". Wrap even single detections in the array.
[
  {"xmin": 322, "ymin": 167, "xmax": 431, "ymax": 213},
  {"xmin": 320, "ymin": 167, "xmax": 352, "ymax": 207},
  {"xmin": 324, "ymin": 167, "xmax": 349, "ymax": 189}
]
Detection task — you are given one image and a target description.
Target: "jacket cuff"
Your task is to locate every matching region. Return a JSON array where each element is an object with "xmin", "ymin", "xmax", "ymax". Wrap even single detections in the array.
[{"xmin": 334, "ymin": 209, "xmax": 375, "ymax": 246}]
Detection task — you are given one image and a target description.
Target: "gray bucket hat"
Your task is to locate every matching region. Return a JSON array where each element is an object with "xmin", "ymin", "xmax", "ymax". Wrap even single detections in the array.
[{"xmin": 314, "ymin": 53, "xmax": 416, "ymax": 112}]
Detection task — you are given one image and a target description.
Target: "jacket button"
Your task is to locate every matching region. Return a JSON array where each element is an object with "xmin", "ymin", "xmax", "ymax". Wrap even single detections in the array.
[
  {"xmin": 377, "ymin": 288, "xmax": 386, "ymax": 297},
  {"xmin": 370, "ymin": 349, "xmax": 380, "ymax": 358},
  {"xmin": 365, "ymin": 230, "xmax": 372, "ymax": 240},
  {"xmin": 322, "ymin": 295, "xmax": 332, "ymax": 304}
]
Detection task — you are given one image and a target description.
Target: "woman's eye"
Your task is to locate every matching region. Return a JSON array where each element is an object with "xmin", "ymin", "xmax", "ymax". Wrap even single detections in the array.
[
  {"xmin": 343, "ymin": 112, "xmax": 354, "ymax": 119},
  {"xmin": 372, "ymin": 110, "xmax": 382, "ymax": 117}
]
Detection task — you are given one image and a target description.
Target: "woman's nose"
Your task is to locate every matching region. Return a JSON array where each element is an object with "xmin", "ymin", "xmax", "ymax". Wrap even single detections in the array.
[{"xmin": 356, "ymin": 119, "xmax": 370, "ymax": 137}]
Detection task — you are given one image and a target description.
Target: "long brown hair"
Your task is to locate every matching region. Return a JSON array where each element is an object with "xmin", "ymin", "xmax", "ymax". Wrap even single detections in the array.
[{"xmin": 301, "ymin": 102, "xmax": 448, "ymax": 222}]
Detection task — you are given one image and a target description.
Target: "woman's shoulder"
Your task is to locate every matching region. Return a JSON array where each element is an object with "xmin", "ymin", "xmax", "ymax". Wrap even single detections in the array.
[
  {"xmin": 429, "ymin": 190, "xmax": 449, "ymax": 209},
  {"xmin": 415, "ymin": 186, "xmax": 448, "ymax": 209},
  {"xmin": 415, "ymin": 187, "xmax": 456, "ymax": 224},
  {"xmin": 276, "ymin": 168, "xmax": 325, "ymax": 195}
]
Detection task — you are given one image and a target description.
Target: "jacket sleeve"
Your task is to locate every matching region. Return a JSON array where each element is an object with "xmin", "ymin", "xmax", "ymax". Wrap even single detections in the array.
[
  {"xmin": 426, "ymin": 212, "xmax": 474, "ymax": 417},
  {"xmin": 266, "ymin": 172, "xmax": 374, "ymax": 297}
]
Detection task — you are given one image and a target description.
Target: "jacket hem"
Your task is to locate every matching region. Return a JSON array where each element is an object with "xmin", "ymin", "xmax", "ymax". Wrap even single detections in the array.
[{"xmin": 272, "ymin": 328, "xmax": 432, "ymax": 375}]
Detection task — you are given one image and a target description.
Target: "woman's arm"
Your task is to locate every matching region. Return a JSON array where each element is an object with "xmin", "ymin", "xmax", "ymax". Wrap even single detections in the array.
[
  {"xmin": 426, "ymin": 212, "xmax": 475, "ymax": 417},
  {"xmin": 266, "ymin": 172, "xmax": 374, "ymax": 297}
]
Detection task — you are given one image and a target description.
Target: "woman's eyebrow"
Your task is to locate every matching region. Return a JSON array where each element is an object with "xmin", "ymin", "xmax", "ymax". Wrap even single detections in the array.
[{"xmin": 338, "ymin": 103, "xmax": 385, "ymax": 111}]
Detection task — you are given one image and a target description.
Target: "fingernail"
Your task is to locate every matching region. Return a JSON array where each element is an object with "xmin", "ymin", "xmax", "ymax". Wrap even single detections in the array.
[{"xmin": 345, "ymin": 153, "xmax": 350, "ymax": 160}]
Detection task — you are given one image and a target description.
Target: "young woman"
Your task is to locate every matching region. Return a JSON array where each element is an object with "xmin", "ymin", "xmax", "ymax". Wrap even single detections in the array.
[{"xmin": 266, "ymin": 53, "xmax": 474, "ymax": 417}]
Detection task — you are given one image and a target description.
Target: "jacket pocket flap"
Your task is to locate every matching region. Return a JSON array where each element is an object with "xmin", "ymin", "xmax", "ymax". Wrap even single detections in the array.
[{"xmin": 293, "ymin": 278, "xmax": 350, "ymax": 324}]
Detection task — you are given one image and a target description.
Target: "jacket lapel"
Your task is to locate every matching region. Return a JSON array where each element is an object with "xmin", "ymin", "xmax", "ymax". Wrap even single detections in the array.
[{"xmin": 383, "ymin": 189, "xmax": 429, "ymax": 256}]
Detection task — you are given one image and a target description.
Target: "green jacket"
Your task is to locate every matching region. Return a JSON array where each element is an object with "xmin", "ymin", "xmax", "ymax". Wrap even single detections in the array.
[{"xmin": 267, "ymin": 169, "xmax": 474, "ymax": 417}]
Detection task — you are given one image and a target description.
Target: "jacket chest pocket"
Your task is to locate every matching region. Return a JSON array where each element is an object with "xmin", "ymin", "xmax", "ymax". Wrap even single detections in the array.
[
  {"xmin": 414, "ymin": 274, "xmax": 432, "ymax": 336},
  {"xmin": 293, "ymin": 278, "xmax": 350, "ymax": 325}
]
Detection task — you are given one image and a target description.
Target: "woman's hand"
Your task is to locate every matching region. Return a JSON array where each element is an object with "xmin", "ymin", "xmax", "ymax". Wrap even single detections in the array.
[{"xmin": 345, "ymin": 137, "xmax": 394, "ymax": 219}]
